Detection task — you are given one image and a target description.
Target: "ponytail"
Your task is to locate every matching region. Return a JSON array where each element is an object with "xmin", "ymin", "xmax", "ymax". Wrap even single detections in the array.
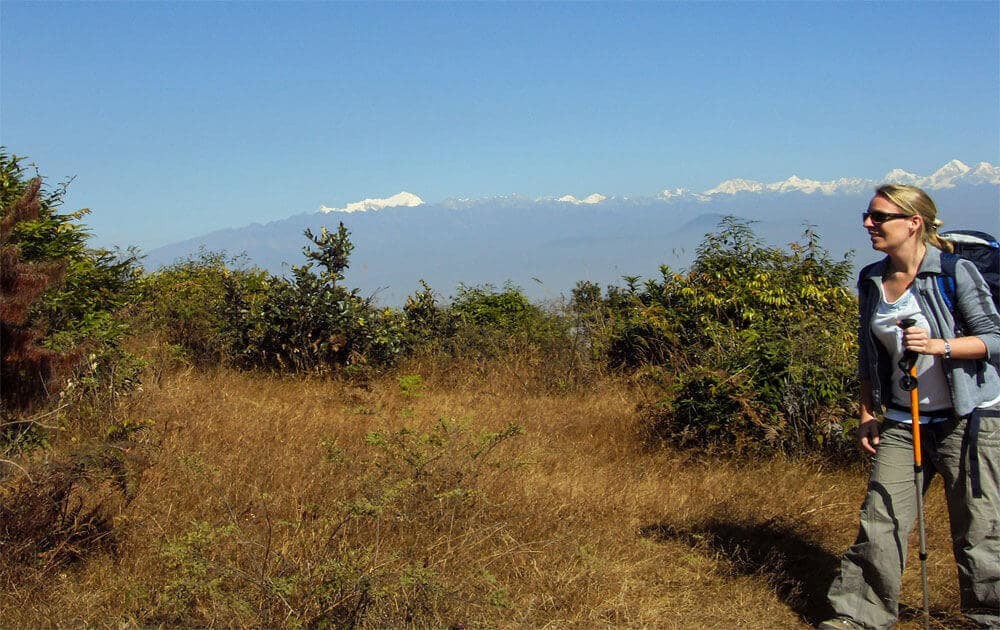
[{"xmin": 875, "ymin": 184, "xmax": 953, "ymax": 253}]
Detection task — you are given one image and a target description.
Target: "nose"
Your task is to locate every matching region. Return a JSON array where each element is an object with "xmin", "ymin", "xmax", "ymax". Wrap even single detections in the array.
[{"xmin": 863, "ymin": 213, "xmax": 876, "ymax": 228}]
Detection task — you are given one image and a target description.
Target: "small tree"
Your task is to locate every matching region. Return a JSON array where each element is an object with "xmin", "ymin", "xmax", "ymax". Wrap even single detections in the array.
[
  {"xmin": 0, "ymin": 150, "xmax": 142, "ymax": 433},
  {"xmin": 1, "ymin": 152, "xmax": 147, "ymax": 574},
  {"xmin": 0, "ymin": 175, "xmax": 72, "ymax": 412},
  {"xmin": 302, "ymin": 223, "xmax": 353, "ymax": 288},
  {"xmin": 221, "ymin": 224, "xmax": 406, "ymax": 373}
]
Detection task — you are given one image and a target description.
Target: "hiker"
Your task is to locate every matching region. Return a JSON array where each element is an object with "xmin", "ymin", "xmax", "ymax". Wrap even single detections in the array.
[{"xmin": 819, "ymin": 184, "xmax": 1000, "ymax": 630}]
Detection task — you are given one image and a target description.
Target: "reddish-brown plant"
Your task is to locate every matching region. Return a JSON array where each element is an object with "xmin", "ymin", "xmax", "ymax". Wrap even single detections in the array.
[{"xmin": 0, "ymin": 177, "xmax": 76, "ymax": 412}]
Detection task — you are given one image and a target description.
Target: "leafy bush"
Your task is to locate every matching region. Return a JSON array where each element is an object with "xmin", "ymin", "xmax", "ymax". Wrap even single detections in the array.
[
  {"xmin": 1, "ymin": 169, "xmax": 73, "ymax": 415},
  {"xmin": 146, "ymin": 230, "xmax": 587, "ymax": 380},
  {"xmin": 1, "ymin": 150, "xmax": 142, "ymax": 444},
  {"xmin": 140, "ymin": 250, "xmax": 268, "ymax": 366},
  {"xmin": 145, "ymin": 224, "xmax": 410, "ymax": 374},
  {"xmin": 402, "ymin": 280, "xmax": 459, "ymax": 352},
  {"xmin": 400, "ymin": 281, "xmax": 588, "ymax": 390},
  {"xmin": 449, "ymin": 282, "xmax": 569, "ymax": 356},
  {"xmin": 142, "ymin": 248, "xmax": 291, "ymax": 370},
  {"xmin": 226, "ymin": 224, "xmax": 408, "ymax": 373},
  {"xmin": 579, "ymin": 217, "xmax": 858, "ymax": 455},
  {"xmin": 401, "ymin": 281, "xmax": 573, "ymax": 361}
]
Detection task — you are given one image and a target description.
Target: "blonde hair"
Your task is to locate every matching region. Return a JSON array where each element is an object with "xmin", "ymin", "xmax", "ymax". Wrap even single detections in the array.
[{"xmin": 875, "ymin": 183, "xmax": 953, "ymax": 253}]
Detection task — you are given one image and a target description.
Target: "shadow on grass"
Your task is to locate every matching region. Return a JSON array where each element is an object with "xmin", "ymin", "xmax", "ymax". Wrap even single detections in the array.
[
  {"xmin": 640, "ymin": 517, "xmax": 977, "ymax": 628},
  {"xmin": 640, "ymin": 517, "xmax": 840, "ymax": 625}
]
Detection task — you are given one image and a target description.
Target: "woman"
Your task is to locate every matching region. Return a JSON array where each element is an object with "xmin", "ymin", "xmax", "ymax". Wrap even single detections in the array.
[{"xmin": 820, "ymin": 184, "xmax": 1000, "ymax": 629}]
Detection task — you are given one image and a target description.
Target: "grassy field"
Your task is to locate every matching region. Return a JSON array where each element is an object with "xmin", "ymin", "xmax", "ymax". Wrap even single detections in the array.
[{"xmin": 1, "ymin": 359, "xmax": 971, "ymax": 628}]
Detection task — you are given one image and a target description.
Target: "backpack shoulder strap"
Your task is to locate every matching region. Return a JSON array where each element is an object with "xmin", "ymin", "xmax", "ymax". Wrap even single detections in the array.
[{"xmin": 938, "ymin": 252, "xmax": 959, "ymax": 315}]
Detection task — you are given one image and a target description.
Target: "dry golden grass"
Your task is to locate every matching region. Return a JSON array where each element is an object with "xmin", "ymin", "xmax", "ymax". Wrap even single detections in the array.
[{"xmin": 0, "ymin": 358, "xmax": 971, "ymax": 628}]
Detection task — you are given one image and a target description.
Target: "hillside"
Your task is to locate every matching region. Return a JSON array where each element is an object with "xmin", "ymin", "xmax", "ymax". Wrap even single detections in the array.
[{"xmin": 142, "ymin": 181, "xmax": 1000, "ymax": 305}]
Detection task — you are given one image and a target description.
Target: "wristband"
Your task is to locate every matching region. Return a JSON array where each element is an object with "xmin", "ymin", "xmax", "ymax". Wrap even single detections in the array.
[{"xmin": 944, "ymin": 340, "xmax": 952, "ymax": 360}]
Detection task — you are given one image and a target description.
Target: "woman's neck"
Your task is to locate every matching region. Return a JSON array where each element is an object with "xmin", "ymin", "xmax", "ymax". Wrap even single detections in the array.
[{"xmin": 887, "ymin": 241, "xmax": 926, "ymax": 276}]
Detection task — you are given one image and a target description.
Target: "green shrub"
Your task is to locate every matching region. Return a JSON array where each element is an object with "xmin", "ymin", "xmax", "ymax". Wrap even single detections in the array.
[
  {"xmin": 1, "ymin": 150, "xmax": 142, "ymax": 444},
  {"xmin": 592, "ymin": 217, "xmax": 858, "ymax": 455},
  {"xmin": 402, "ymin": 280, "xmax": 459, "ymax": 352},
  {"xmin": 144, "ymin": 224, "xmax": 409, "ymax": 374},
  {"xmin": 449, "ymin": 282, "xmax": 572, "ymax": 357},
  {"xmin": 141, "ymin": 250, "xmax": 269, "ymax": 366},
  {"xmin": 227, "ymin": 225, "xmax": 407, "ymax": 372},
  {"xmin": 400, "ymin": 280, "xmax": 580, "ymax": 376}
]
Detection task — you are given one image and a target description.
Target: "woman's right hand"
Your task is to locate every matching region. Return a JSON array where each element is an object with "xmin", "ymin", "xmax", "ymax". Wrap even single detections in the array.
[{"xmin": 858, "ymin": 419, "xmax": 880, "ymax": 455}]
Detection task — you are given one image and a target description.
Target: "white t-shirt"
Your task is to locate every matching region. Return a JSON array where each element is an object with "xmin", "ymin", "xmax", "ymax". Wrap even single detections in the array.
[{"xmin": 871, "ymin": 282, "xmax": 952, "ymax": 423}]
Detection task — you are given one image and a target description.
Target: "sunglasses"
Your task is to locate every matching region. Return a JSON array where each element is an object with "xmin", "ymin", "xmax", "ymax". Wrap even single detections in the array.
[{"xmin": 862, "ymin": 210, "xmax": 910, "ymax": 224}]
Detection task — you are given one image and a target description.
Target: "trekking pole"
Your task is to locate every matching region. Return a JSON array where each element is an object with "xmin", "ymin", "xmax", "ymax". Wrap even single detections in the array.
[{"xmin": 898, "ymin": 318, "xmax": 930, "ymax": 630}]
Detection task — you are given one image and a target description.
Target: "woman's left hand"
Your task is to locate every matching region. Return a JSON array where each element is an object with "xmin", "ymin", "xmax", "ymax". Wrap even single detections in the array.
[{"xmin": 901, "ymin": 325, "xmax": 946, "ymax": 356}]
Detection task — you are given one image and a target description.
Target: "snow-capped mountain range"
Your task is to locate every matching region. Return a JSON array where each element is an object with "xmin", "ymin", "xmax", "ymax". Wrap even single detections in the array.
[
  {"xmin": 319, "ymin": 190, "xmax": 424, "ymax": 213},
  {"xmin": 317, "ymin": 160, "xmax": 999, "ymax": 214},
  {"xmin": 146, "ymin": 158, "xmax": 999, "ymax": 305},
  {"xmin": 693, "ymin": 159, "xmax": 1000, "ymax": 199},
  {"xmin": 557, "ymin": 193, "xmax": 607, "ymax": 205}
]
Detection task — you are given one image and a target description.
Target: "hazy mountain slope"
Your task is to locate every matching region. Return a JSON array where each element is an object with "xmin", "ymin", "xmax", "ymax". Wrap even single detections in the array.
[{"xmin": 143, "ymin": 180, "xmax": 999, "ymax": 306}]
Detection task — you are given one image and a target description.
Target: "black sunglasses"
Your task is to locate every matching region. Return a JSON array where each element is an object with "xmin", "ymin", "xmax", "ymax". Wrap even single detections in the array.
[{"xmin": 862, "ymin": 210, "xmax": 910, "ymax": 224}]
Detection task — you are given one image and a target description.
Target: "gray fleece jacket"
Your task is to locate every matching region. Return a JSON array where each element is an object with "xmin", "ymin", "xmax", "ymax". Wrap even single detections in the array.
[{"xmin": 857, "ymin": 245, "xmax": 1000, "ymax": 418}]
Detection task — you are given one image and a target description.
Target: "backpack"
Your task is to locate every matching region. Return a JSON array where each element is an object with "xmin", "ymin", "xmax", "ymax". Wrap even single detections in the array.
[
  {"xmin": 937, "ymin": 230, "xmax": 1000, "ymax": 334},
  {"xmin": 937, "ymin": 230, "xmax": 1000, "ymax": 499}
]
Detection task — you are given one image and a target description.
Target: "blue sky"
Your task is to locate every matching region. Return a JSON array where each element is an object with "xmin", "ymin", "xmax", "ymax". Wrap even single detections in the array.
[{"xmin": 2, "ymin": 2, "xmax": 998, "ymax": 250}]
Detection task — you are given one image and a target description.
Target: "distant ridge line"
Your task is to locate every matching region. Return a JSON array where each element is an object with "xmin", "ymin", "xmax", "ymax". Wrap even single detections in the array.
[{"xmin": 314, "ymin": 160, "xmax": 999, "ymax": 215}]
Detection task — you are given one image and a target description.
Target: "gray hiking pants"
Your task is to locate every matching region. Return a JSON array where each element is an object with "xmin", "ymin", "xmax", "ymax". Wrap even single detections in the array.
[{"xmin": 827, "ymin": 411, "xmax": 1000, "ymax": 629}]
